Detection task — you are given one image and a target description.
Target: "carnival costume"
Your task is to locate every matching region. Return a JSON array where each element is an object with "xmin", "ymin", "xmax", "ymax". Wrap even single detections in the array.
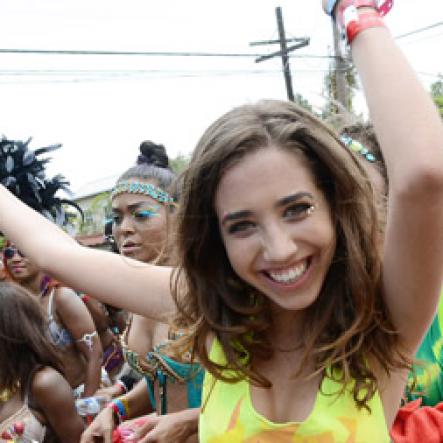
[
  {"xmin": 47, "ymin": 288, "xmax": 75, "ymax": 349},
  {"xmin": 0, "ymin": 136, "xmax": 82, "ymax": 224},
  {"xmin": 0, "ymin": 374, "xmax": 46, "ymax": 443},
  {"xmin": 199, "ymin": 339, "xmax": 390, "ymax": 443},
  {"xmin": 121, "ymin": 326, "xmax": 203, "ymax": 415},
  {"xmin": 0, "ymin": 398, "xmax": 46, "ymax": 443},
  {"xmin": 405, "ymin": 291, "xmax": 443, "ymax": 406},
  {"xmin": 113, "ymin": 175, "xmax": 203, "ymax": 414}
]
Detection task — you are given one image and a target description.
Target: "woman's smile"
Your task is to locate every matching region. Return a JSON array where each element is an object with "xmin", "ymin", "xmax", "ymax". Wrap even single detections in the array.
[
  {"xmin": 262, "ymin": 257, "xmax": 310, "ymax": 286},
  {"xmin": 216, "ymin": 146, "xmax": 336, "ymax": 312}
]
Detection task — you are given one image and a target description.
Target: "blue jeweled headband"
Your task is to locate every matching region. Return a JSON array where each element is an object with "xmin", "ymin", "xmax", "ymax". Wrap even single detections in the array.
[
  {"xmin": 340, "ymin": 134, "xmax": 377, "ymax": 163},
  {"xmin": 110, "ymin": 180, "xmax": 174, "ymax": 204}
]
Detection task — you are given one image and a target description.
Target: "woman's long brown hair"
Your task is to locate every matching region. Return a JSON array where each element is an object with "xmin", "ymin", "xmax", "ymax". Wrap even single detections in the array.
[
  {"xmin": 0, "ymin": 282, "xmax": 64, "ymax": 398},
  {"xmin": 172, "ymin": 100, "xmax": 411, "ymax": 410}
]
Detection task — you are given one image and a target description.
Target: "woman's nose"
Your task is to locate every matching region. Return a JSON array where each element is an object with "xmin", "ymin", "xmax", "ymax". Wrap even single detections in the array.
[
  {"xmin": 118, "ymin": 215, "xmax": 135, "ymax": 233},
  {"xmin": 262, "ymin": 225, "xmax": 297, "ymax": 263}
]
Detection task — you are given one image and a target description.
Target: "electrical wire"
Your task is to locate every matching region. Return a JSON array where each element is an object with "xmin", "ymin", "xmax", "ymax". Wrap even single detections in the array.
[
  {"xmin": 395, "ymin": 21, "xmax": 443, "ymax": 40},
  {"xmin": 0, "ymin": 48, "xmax": 336, "ymax": 59},
  {"xmin": 0, "ymin": 67, "xmax": 346, "ymax": 85}
]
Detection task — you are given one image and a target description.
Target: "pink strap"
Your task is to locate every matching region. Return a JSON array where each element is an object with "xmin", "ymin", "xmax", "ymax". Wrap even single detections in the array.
[{"xmin": 378, "ymin": 0, "xmax": 393, "ymax": 16}]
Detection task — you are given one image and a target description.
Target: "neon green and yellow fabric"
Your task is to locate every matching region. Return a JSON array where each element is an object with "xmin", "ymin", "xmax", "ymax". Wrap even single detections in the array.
[
  {"xmin": 407, "ymin": 292, "xmax": 443, "ymax": 406},
  {"xmin": 199, "ymin": 339, "xmax": 390, "ymax": 443}
]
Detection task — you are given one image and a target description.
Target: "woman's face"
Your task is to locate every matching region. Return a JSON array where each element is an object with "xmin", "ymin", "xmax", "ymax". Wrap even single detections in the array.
[
  {"xmin": 4, "ymin": 243, "xmax": 40, "ymax": 283},
  {"xmin": 111, "ymin": 180, "xmax": 169, "ymax": 263},
  {"xmin": 215, "ymin": 146, "xmax": 336, "ymax": 313}
]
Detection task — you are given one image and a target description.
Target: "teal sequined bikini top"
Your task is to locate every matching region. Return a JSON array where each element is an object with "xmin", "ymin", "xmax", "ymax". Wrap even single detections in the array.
[{"xmin": 121, "ymin": 319, "xmax": 203, "ymax": 414}]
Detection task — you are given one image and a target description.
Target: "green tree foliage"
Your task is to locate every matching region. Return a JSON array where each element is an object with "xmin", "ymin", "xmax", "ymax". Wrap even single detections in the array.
[
  {"xmin": 430, "ymin": 74, "xmax": 443, "ymax": 119},
  {"xmin": 322, "ymin": 60, "xmax": 358, "ymax": 120},
  {"xmin": 170, "ymin": 152, "xmax": 191, "ymax": 173},
  {"xmin": 294, "ymin": 93, "xmax": 313, "ymax": 113},
  {"xmin": 434, "ymin": 96, "xmax": 443, "ymax": 119},
  {"xmin": 77, "ymin": 192, "xmax": 111, "ymax": 235}
]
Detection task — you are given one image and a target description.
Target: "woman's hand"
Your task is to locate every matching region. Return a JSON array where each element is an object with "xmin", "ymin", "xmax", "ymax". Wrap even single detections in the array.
[
  {"xmin": 80, "ymin": 406, "xmax": 116, "ymax": 443},
  {"xmin": 131, "ymin": 408, "xmax": 199, "ymax": 443},
  {"xmin": 94, "ymin": 384, "xmax": 122, "ymax": 402}
]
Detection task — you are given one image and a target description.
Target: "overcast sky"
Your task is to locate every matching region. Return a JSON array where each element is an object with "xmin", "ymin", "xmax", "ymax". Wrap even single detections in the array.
[{"xmin": 0, "ymin": 0, "xmax": 441, "ymax": 191}]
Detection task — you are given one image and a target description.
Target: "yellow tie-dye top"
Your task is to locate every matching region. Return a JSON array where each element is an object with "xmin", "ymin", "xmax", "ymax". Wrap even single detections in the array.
[{"xmin": 199, "ymin": 339, "xmax": 390, "ymax": 443}]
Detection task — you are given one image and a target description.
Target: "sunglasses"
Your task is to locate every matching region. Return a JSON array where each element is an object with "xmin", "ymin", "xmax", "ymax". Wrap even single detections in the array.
[{"xmin": 3, "ymin": 247, "xmax": 25, "ymax": 260}]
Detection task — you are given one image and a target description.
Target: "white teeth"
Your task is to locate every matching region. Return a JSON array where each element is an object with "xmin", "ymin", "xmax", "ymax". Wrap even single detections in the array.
[{"xmin": 268, "ymin": 261, "xmax": 308, "ymax": 284}]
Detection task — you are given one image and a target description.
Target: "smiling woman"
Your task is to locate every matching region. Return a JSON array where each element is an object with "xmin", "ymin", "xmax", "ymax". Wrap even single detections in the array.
[
  {"xmin": 0, "ymin": 2, "xmax": 442, "ymax": 442},
  {"xmin": 215, "ymin": 147, "xmax": 336, "ymax": 313}
]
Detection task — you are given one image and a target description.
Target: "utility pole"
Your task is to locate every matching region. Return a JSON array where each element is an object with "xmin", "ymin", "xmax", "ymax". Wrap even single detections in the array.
[
  {"xmin": 251, "ymin": 7, "xmax": 309, "ymax": 102},
  {"xmin": 331, "ymin": 19, "xmax": 349, "ymax": 109},
  {"xmin": 276, "ymin": 7, "xmax": 294, "ymax": 102}
]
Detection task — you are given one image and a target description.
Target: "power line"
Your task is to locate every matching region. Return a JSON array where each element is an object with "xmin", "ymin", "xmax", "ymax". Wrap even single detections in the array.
[
  {"xmin": 0, "ymin": 21, "xmax": 441, "ymax": 60},
  {"xmin": 395, "ymin": 21, "xmax": 443, "ymax": 40},
  {"xmin": 0, "ymin": 48, "xmax": 261, "ymax": 57},
  {"xmin": 0, "ymin": 48, "xmax": 336, "ymax": 59},
  {"xmin": 0, "ymin": 67, "xmax": 346, "ymax": 77},
  {"xmin": 399, "ymin": 31, "xmax": 443, "ymax": 47},
  {"xmin": 0, "ymin": 67, "xmax": 346, "ymax": 85}
]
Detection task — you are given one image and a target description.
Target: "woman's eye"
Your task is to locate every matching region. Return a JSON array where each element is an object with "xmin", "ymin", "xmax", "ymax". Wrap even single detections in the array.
[
  {"xmin": 285, "ymin": 203, "xmax": 314, "ymax": 219},
  {"xmin": 133, "ymin": 209, "xmax": 158, "ymax": 220},
  {"xmin": 228, "ymin": 221, "xmax": 255, "ymax": 234},
  {"xmin": 112, "ymin": 214, "xmax": 122, "ymax": 225}
]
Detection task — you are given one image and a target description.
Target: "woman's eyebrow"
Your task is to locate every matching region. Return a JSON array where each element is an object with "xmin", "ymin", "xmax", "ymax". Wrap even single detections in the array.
[
  {"xmin": 221, "ymin": 210, "xmax": 253, "ymax": 226},
  {"xmin": 221, "ymin": 192, "xmax": 314, "ymax": 225},
  {"xmin": 276, "ymin": 192, "xmax": 314, "ymax": 208},
  {"xmin": 111, "ymin": 201, "xmax": 148, "ymax": 213}
]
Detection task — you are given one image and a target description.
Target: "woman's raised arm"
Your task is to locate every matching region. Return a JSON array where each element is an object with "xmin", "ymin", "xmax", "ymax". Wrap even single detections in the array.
[
  {"xmin": 0, "ymin": 186, "xmax": 175, "ymax": 321},
  {"xmin": 333, "ymin": 1, "xmax": 443, "ymax": 350}
]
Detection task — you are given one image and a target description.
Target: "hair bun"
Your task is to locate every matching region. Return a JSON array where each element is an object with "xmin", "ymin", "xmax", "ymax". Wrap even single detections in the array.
[{"xmin": 137, "ymin": 141, "xmax": 169, "ymax": 169}]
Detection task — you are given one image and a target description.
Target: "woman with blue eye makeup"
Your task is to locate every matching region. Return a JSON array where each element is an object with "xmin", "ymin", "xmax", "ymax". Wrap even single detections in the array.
[
  {"xmin": 82, "ymin": 141, "xmax": 202, "ymax": 443},
  {"xmin": 109, "ymin": 141, "xmax": 179, "ymax": 391}
]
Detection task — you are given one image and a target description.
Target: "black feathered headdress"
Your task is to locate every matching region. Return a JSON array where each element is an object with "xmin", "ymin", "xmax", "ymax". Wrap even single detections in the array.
[{"xmin": 0, "ymin": 135, "xmax": 83, "ymax": 226}]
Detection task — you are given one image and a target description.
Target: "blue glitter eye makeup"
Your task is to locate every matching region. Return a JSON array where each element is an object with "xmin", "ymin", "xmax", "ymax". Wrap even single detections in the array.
[{"xmin": 132, "ymin": 205, "xmax": 160, "ymax": 220}]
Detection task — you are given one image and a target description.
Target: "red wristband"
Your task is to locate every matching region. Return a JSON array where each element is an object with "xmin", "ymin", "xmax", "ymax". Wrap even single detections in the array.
[
  {"xmin": 106, "ymin": 402, "xmax": 122, "ymax": 425},
  {"xmin": 337, "ymin": 0, "xmax": 377, "ymax": 25},
  {"xmin": 336, "ymin": 0, "xmax": 393, "ymax": 24},
  {"xmin": 345, "ymin": 11, "xmax": 386, "ymax": 44}
]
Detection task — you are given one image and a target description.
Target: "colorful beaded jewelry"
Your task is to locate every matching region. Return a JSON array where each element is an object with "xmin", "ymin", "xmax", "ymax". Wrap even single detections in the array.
[
  {"xmin": 107, "ymin": 401, "xmax": 122, "ymax": 424},
  {"xmin": 111, "ymin": 180, "xmax": 173, "ymax": 204},
  {"xmin": 340, "ymin": 134, "xmax": 377, "ymax": 163},
  {"xmin": 112, "ymin": 398, "xmax": 129, "ymax": 420}
]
